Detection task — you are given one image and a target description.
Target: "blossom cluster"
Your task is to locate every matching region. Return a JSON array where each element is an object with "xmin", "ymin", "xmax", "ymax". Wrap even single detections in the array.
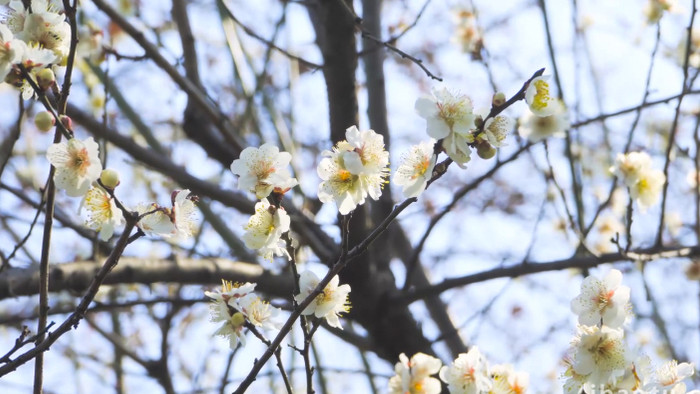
[
  {"xmin": 0, "ymin": 0, "xmax": 70, "ymax": 99},
  {"xmin": 564, "ymin": 269, "xmax": 696, "ymax": 393},
  {"xmin": 317, "ymin": 126, "xmax": 390, "ymax": 214},
  {"xmin": 388, "ymin": 347, "xmax": 529, "ymax": 394},
  {"xmin": 46, "ymin": 135, "xmax": 198, "ymax": 241},
  {"xmin": 611, "ymin": 151, "xmax": 666, "ymax": 212},
  {"xmin": 204, "ymin": 280, "xmax": 281, "ymax": 348},
  {"xmin": 230, "ymin": 143, "xmax": 297, "ymax": 260}
]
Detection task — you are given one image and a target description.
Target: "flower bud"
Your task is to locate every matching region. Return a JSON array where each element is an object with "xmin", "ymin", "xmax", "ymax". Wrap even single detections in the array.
[
  {"xmin": 34, "ymin": 111, "xmax": 55, "ymax": 132},
  {"xmin": 100, "ymin": 169, "xmax": 120, "ymax": 189},
  {"xmin": 474, "ymin": 115, "xmax": 484, "ymax": 129},
  {"xmin": 231, "ymin": 312, "xmax": 246, "ymax": 327},
  {"xmin": 36, "ymin": 68, "xmax": 56, "ymax": 90},
  {"xmin": 59, "ymin": 115, "xmax": 73, "ymax": 131},
  {"xmin": 476, "ymin": 141, "xmax": 496, "ymax": 159},
  {"xmin": 492, "ymin": 92, "xmax": 506, "ymax": 107}
]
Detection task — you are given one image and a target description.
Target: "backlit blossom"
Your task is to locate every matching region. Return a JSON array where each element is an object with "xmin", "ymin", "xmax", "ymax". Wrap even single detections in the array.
[
  {"xmin": 236, "ymin": 293, "xmax": 281, "ymax": 330},
  {"xmin": 611, "ymin": 152, "xmax": 653, "ymax": 186},
  {"xmin": 482, "ymin": 115, "xmax": 513, "ymax": 148},
  {"xmin": 415, "ymin": 87, "xmax": 476, "ymax": 167},
  {"xmin": 341, "ymin": 125, "xmax": 390, "ymax": 176},
  {"xmin": 611, "ymin": 152, "xmax": 666, "ymax": 212},
  {"xmin": 525, "ymin": 75, "xmax": 557, "ymax": 116},
  {"xmin": 171, "ymin": 189, "xmax": 197, "ymax": 238},
  {"xmin": 518, "ymin": 99, "xmax": 569, "ymax": 142},
  {"xmin": 80, "ymin": 185, "xmax": 124, "ymax": 241},
  {"xmin": 294, "ymin": 270, "xmax": 351, "ymax": 329},
  {"xmin": 388, "ymin": 353, "xmax": 442, "ymax": 394},
  {"xmin": 317, "ymin": 126, "xmax": 390, "ymax": 214},
  {"xmin": 135, "ymin": 202, "xmax": 176, "ymax": 237},
  {"xmin": 490, "ymin": 364, "xmax": 529, "ymax": 394},
  {"xmin": 415, "ymin": 87, "xmax": 476, "ymax": 139},
  {"xmin": 230, "ymin": 143, "xmax": 298, "ymax": 199},
  {"xmin": 205, "ymin": 280, "xmax": 258, "ymax": 348},
  {"xmin": 452, "ymin": 9, "xmax": 482, "ymax": 55},
  {"xmin": 21, "ymin": 10, "xmax": 70, "ymax": 62},
  {"xmin": 439, "ymin": 347, "xmax": 492, "ymax": 394},
  {"xmin": 570, "ymin": 269, "xmax": 630, "ymax": 328},
  {"xmin": 645, "ymin": 360, "xmax": 695, "ymax": 393},
  {"xmin": 570, "ymin": 325, "xmax": 627, "ymax": 385},
  {"xmin": 393, "ymin": 141, "xmax": 436, "ymax": 198},
  {"xmin": 46, "ymin": 137, "xmax": 102, "ymax": 197},
  {"xmin": 242, "ymin": 198, "xmax": 291, "ymax": 261},
  {"xmin": 0, "ymin": 24, "xmax": 25, "ymax": 80},
  {"xmin": 629, "ymin": 168, "xmax": 665, "ymax": 212}
]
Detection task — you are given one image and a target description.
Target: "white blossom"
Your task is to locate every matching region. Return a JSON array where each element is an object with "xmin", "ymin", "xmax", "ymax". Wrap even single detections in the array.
[
  {"xmin": 317, "ymin": 126, "xmax": 390, "ymax": 214},
  {"xmin": 571, "ymin": 269, "xmax": 631, "ymax": 328},
  {"xmin": 388, "ymin": 353, "xmax": 442, "ymax": 394},
  {"xmin": 415, "ymin": 87, "xmax": 476, "ymax": 167},
  {"xmin": 490, "ymin": 364, "xmax": 529, "ymax": 394},
  {"xmin": 242, "ymin": 198, "xmax": 291, "ymax": 261},
  {"xmin": 79, "ymin": 185, "xmax": 124, "ymax": 241},
  {"xmin": 570, "ymin": 325, "xmax": 628, "ymax": 386},
  {"xmin": 230, "ymin": 143, "xmax": 298, "ymax": 199},
  {"xmin": 645, "ymin": 360, "xmax": 695, "ymax": 393},
  {"xmin": 482, "ymin": 115, "xmax": 513, "ymax": 148},
  {"xmin": 171, "ymin": 189, "xmax": 197, "ymax": 239},
  {"xmin": 525, "ymin": 75, "xmax": 557, "ymax": 116},
  {"xmin": 235, "ymin": 293, "xmax": 281, "ymax": 330},
  {"xmin": 518, "ymin": 99, "xmax": 569, "ymax": 142},
  {"xmin": 611, "ymin": 151, "xmax": 666, "ymax": 212},
  {"xmin": 135, "ymin": 202, "xmax": 176, "ymax": 237},
  {"xmin": 294, "ymin": 270, "xmax": 351, "ymax": 329},
  {"xmin": 0, "ymin": 24, "xmax": 25, "ymax": 81},
  {"xmin": 439, "ymin": 347, "xmax": 492, "ymax": 394},
  {"xmin": 46, "ymin": 137, "xmax": 102, "ymax": 197},
  {"xmin": 393, "ymin": 141, "xmax": 436, "ymax": 198}
]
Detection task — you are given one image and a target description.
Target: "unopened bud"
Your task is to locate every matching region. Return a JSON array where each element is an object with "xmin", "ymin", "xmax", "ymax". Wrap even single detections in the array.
[
  {"xmin": 34, "ymin": 111, "xmax": 55, "ymax": 132},
  {"xmin": 36, "ymin": 68, "xmax": 55, "ymax": 90},
  {"xmin": 474, "ymin": 115, "xmax": 484, "ymax": 129},
  {"xmin": 100, "ymin": 169, "xmax": 120, "ymax": 189},
  {"xmin": 492, "ymin": 92, "xmax": 506, "ymax": 107},
  {"xmin": 476, "ymin": 141, "xmax": 496, "ymax": 159},
  {"xmin": 59, "ymin": 115, "xmax": 73, "ymax": 130}
]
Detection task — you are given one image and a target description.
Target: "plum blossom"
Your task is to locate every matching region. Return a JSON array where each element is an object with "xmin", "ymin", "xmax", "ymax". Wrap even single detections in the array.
[
  {"xmin": 135, "ymin": 202, "xmax": 176, "ymax": 237},
  {"xmin": 46, "ymin": 137, "xmax": 102, "ymax": 197},
  {"xmin": 0, "ymin": 24, "xmax": 25, "ymax": 80},
  {"xmin": 134, "ymin": 190, "xmax": 198, "ymax": 239},
  {"xmin": 230, "ymin": 143, "xmax": 297, "ymax": 199},
  {"xmin": 294, "ymin": 270, "xmax": 351, "ymax": 329},
  {"xmin": 393, "ymin": 141, "xmax": 436, "ymax": 198},
  {"xmin": 80, "ymin": 185, "xmax": 124, "ymax": 241},
  {"xmin": 388, "ymin": 352, "xmax": 442, "ymax": 394},
  {"xmin": 490, "ymin": 364, "xmax": 529, "ymax": 394},
  {"xmin": 571, "ymin": 269, "xmax": 631, "ymax": 328},
  {"xmin": 236, "ymin": 293, "xmax": 281, "ymax": 330},
  {"xmin": 205, "ymin": 280, "xmax": 258, "ymax": 348},
  {"xmin": 439, "ymin": 347, "xmax": 492, "ymax": 394},
  {"xmin": 570, "ymin": 325, "xmax": 628, "ymax": 386},
  {"xmin": 242, "ymin": 198, "xmax": 291, "ymax": 260},
  {"xmin": 645, "ymin": 360, "xmax": 695, "ymax": 393},
  {"xmin": 518, "ymin": 99, "xmax": 569, "ymax": 142},
  {"xmin": 525, "ymin": 75, "xmax": 557, "ymax": 116},
  {"xmin": 415, "ymin": 87, "xmax": 475, "ymax": 167},
  {"xmin": 611, "ymin": 151, "xmax": 666, "ymax": 212},
  {"xmin": 482, "ymin": 115, "xmax": 513, "ymax": 148},
  {"xmin": 317, "ymin": 126, "xmax": 390, "ymax": 214}
]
